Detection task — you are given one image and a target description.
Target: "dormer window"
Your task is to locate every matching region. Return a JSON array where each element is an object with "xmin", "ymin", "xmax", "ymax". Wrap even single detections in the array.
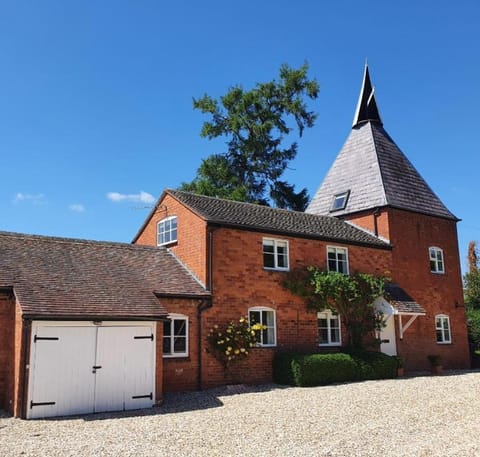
[
  {"xmin": 330, "ymin": 190, "xmax": 350, "ymax": 212},
  {"xmin": 157, "ymin": 216, "xmax": 178, "ymax": 246}
]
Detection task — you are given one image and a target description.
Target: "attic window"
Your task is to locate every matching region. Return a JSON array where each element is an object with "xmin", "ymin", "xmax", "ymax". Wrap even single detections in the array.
[{"xmin": 331, "ymin": 191, "xmax": 350, "ymax": 212}]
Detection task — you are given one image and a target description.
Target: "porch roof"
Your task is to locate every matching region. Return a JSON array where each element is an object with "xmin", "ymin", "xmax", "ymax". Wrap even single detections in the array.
[{"xmin": 384, "ymin": 283, "xmax": 426, "ymax": 315}]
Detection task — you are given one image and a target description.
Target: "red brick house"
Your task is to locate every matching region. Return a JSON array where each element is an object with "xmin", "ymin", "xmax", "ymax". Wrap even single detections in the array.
[{"xmin": 0, "ymin": 65, "xmax": 469, "ymax": 418}]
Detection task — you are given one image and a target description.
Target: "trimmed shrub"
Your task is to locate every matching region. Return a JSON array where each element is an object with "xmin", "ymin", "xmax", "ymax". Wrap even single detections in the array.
[
  {"xmin": 350, "ymin": 351, "xmax": 397, "ymax": 380},
  {"xmin": 273, "ymin": 351, "xmax": 397, "ymax": 387}
]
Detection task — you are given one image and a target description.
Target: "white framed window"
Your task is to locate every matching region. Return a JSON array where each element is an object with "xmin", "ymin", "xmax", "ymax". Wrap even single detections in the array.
[
  {"xmin": 435, "ymin": 314, "xmax": 451, "ymax": 344},
  {"xmin": 327, "ymin": 246, "xmax": 349, "ymax": 274},
  {"xmin": 263, "ymin": 238, "xmax": 289, "ymax": 271},
  {"xmin": 317, "ymin": 310, "xmax": 342, "ymax": 346},
  {"xmin": 330, "ymin": 190, "xmax": 350, "ymax": 212},
  {"xmin": 248, "ymin": 307, "xmax": 276, "ymax": 347},
  {"xmin": 429, "ymin": 247, "xmax": 445, "ymax": 274},
  {"xmin": 163, "ymin": 314, "xmax": 188, "ymax": 357},
  {"xmin": 157, "ymin": 216, "xmax": 178, "ymax": 246}
]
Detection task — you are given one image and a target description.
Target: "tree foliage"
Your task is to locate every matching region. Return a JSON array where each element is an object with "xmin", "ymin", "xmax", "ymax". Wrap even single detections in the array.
[
  {"xmin": 284, "ymin": 267, "xmax": 387, "ymax": 350},
  {"xmin": 464, "ymin": 241, "xmax": 480, "ymax": 309},
  {"xmin": 180, "ymin": 63, "xmax": 319, "ymax": 211}
]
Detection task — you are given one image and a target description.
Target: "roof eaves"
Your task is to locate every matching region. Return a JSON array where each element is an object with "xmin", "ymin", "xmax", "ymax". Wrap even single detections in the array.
[{"xmin": 207, "ymin": 220, "xmax": 391, "ymax": 250}]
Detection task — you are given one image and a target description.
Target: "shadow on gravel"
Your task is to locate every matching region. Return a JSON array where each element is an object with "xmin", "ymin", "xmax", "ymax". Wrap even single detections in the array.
[{"xmin": 41, "ymin": 383, "xmax": 287, "ymax": 422}]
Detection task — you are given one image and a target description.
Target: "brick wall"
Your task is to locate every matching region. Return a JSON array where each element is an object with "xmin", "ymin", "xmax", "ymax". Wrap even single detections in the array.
[
  {"xmin": 346, "ymin": 207, "xmax": 469, "ymax": 370},
  {"xmin": 387, "ymin": 209, "xmax": 469, "ymax": 370},
  {"xmin": 135, "ymin": 193, "xmax": 208, "ymax": 286}
]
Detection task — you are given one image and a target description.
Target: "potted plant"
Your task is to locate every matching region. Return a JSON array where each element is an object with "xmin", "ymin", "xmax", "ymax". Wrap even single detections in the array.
[
  {"xmin": 427, "ymin": 354, "xmax": 443, "ymax": 375},
  {"xmin": 393, "ymin": 356, "xmax": 405, "ymax": 377}
]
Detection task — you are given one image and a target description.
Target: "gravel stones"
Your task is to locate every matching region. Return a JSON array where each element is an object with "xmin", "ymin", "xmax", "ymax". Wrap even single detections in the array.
[{"xmin": 1, "ymin": 371, "xmax": 480, "ymax": 456}]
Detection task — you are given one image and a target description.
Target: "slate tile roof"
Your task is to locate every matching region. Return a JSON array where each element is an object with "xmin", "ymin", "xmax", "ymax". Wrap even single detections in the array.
[
  {"xmin": 384, "ymin": 283, "xmax": 426, "ymax": 315},
  {"xmin": 166, "ymin": 189, "xmax": 389, "ymax": 249},
  {"xmin": 0, "ymin": 231, "xmax": 209, "ymax": 319},
  {"xmin": 306, "ymin": 122, "xmax": 457, "ymax": 221}
]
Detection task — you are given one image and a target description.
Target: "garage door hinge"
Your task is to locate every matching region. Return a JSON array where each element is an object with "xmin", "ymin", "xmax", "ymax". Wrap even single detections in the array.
[
  {"xmin": 34, "ymin": 336, "xmax": 60, "ymax": 343},
  {"xmin": 134, "ymin": 334, "xmax": 154, "ymax": 341},
  {"xmin": 30, "ymin": 401, "xmax": 56, "ymax": 408},
  {"xmin": 132, "ymin": 393, "xmax": 153, "ymax": 400}
]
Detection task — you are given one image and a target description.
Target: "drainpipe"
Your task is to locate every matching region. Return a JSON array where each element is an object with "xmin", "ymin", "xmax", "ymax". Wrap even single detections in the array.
[
  {"xmin": 373, "ymin": 208, "xmax": 381, "ymax": 237},
  {"xmin": 197, "ymin": 228, "xmax": 215, "ymax": 390}
]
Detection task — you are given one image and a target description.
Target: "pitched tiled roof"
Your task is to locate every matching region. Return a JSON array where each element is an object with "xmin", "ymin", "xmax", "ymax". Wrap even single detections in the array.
[
  {"xmin": 306, "ymin": 121, "xmax": 457, "ymax": 221},
  {"xmin": 384, "ymin": 283, "xmax": 426, "ymax": 315},
  {"xmin": 166, "ymin": 189, "xmax": 389, "ymax": 249},
  {"xmin": 0, "ymin": 231, "xmax": 209, "ymax": 319}
]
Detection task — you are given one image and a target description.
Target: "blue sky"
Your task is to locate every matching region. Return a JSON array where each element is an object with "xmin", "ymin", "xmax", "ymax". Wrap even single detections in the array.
[{"xmin": 1, "ymin": 1, "xmax": 479, "ymax": 271}]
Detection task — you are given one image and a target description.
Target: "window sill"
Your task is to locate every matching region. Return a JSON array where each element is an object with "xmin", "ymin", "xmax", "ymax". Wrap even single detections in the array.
[
  {"xmin": 263, "ymin": 267, "xmax": 289, "ymax": 272},
  {"xmin": 318, "ymin": 343, "xmax": 341, "ymax": 347},
  {"xmin": 436, "ymin": 341, "xmax": 451, "ymax": 345},
  {"xmin": 158, "ymin": 241, "xmax": 178, "ymax": 248},
  {"xmin": 163, "ymin": 354, "xmax": 189, "ymax": 359},
  {"xmin": 430, "ymin": 271, "xmax": 445, "ymax": 275}
]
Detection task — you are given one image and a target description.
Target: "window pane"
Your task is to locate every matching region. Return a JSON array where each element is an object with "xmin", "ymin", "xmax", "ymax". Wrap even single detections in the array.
[
  {"xmin": 264, "ymin": 252, "xmax": 275, "ymax": 268},
  {"xmin": 330, "ymin": 327, "xmax": 340, "ymax": 343},
  {"xmin": 263, "ymin": 310, "xmax": 274, "ymax": 327},
  {"xmin": 173, "ymin": 336, "xmax": 186, "ymax": 353},
  {"xmin": 163, "ymin": 337, "xmax": 171, "ymax": 354},
  {"xmin": 249, "ymin": 311, "xmax": 260, "ymax": 325},
  {"xmin": 163, "ymin": 321, "xmax": 171, "ymax": 336},
  {"xmin": 174, "ymin": 319, "xmax": 186, "ymax": 336},
  {"xmin": 436, "ymin": 330, "xmax": 443, "ymax": 342},
  {"xmin": 319, "ymin": 328, "xmax": 329, "ymax": 344}
]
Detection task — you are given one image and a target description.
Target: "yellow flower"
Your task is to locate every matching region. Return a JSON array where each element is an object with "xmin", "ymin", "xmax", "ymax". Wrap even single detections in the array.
[
  {"xmin": 240, "ymin": 348, "xmax": 245, "ymax": 353},
  {"xmin": 227, "ymin": 346, "xmax": 232, "ymax": 351},
  {"xmin": 214, "ymin": 324, "xmax": 218, "ymax": 329},
  {"xmin": 239, "ymin": 317, "xmax": 245, "ymax": 323},
  {"xmin": 251, "ymin": 331, "xmax": 255, "ymax": 336},
  {"xmin": 234, "ymin": 349, "xmax": 240, "ymax": 355}
]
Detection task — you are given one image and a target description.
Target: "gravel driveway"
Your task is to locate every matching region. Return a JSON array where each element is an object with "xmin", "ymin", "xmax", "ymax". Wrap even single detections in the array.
[{"xmin": 1, "ymin": 371, "xmax": 480, "ymax": 456}]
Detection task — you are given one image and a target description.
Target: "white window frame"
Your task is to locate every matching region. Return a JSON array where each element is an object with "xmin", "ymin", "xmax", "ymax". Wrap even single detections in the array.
[
  {"xmin": 429, "ymin": 247, "xmax": 445, "ymax": 274},
  {"xmin": 157, "ymin": 216, "xmax": 178, "ymax": 246},
  {"xmin": 163, "ymin": 313, "xmax": 188, "ymax": 357},
  {"xmin": 317, "ymin": 310, "xmax": 342, "ymax": 347},
  {"xmin": 263, "ymin": 238, "xmax": 289, "ymax": 271},
  {"xmin": 327, "ymin": 246, "xmax": 349, "ymax": 274},
  {"xmin": 435, "ymin": 314, "xmax": 451, "ymax": 344},
  {"xmin": 248, "ymin": 306, "xmax": 277, "ymax": 347}
]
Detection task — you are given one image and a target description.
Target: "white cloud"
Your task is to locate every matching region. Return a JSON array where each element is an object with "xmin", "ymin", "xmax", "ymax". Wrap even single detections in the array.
[
  {"xmin": 13, "ymin": 193, "xmax": 46, "ymax": 204},
  {"xmin": 69, "ymin": 204, "xmax": 85, "ymax": 213},
  {"xmin": 107, "ymin": 191, "xmax": 155, "ymax": 204}
]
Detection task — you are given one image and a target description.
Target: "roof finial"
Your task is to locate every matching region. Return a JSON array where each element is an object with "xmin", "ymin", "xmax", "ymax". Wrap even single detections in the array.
[{"xmin": 352, "ymin": 63, "xmax": 383, "ymax": 128}]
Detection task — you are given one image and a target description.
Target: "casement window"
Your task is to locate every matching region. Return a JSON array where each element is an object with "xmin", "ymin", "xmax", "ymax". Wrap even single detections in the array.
[
  {"xmin": 263, "ymin": 238, "xmax": 289, "ymax": 271},
  {"xmin": 327, "ymin": 246, "xmax": 349, "ymax": 274},
  {"xmin": 435, "ymin": 314, "xmax": 451, "ymax": 344},
  {"xmin": 330, "ymin": 190, "xmax": 350, "ymax": 212},
  {"xmin": 429, "ymin": 247, "xmax": 445, "ymax": 274},
  {"xmin": 163, "ymin": 314, "xmax": 188, "ymax": 357},
  {"xmin": 157, "ymin": 216, "xmax": 178, "ymax": 246},
  {"xmin": 318, "ymin": 310, "xmax": 342, "ymax": 346},
  {"xmin": 248, "ymin": 307, "xmax": 276, "ymax": 347}
]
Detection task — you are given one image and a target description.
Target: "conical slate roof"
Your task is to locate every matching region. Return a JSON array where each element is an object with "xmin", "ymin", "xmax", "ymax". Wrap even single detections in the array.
[{"xmin": 306, "ymin": 66, "xmax": 457, "ymax": 221}]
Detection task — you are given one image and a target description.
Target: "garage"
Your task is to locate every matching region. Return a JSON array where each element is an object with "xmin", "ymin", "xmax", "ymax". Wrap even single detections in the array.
[{"xmin": 27, "ymin": 321, "xmax": 156, "ymax": 419}]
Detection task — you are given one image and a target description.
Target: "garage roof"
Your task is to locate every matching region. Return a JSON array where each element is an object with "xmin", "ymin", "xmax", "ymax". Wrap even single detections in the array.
[{"xmin": 0, "ymin": 231, "xmax": 209, "ymax": 320}]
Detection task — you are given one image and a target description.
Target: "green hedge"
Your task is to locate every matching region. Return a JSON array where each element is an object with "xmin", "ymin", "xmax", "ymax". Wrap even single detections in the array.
[{"xmin": 273, "ymin": 351, "xmax": 397, "ymax": 387}]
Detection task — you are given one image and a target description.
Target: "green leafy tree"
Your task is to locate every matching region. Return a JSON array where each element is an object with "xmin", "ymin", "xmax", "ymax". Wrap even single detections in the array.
[
  {"xmin": 284, "ymin": 267, "xmax": 387, "ymax": 350},
  {"xmin": 180, "ymin": 63, "xmax": 319, "ymax": 211},
  {"xmin": 464, "ymin": 241, "xmax": 480, "ymax": 309}
]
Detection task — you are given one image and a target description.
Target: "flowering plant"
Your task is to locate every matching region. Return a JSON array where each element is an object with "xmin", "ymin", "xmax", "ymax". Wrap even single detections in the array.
[{"xmin": 207, "ymin": 316, "xmax": 265, "ymax": 368}]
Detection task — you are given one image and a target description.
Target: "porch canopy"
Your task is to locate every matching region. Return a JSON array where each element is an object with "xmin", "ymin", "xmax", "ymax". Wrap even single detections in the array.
[{"xmin": 376, "ymin": 283, "xmax": 426, "ymax": 339}]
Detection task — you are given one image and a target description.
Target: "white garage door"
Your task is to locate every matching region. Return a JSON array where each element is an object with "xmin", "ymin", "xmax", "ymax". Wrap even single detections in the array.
[{"xmin": 27, "ymin": 322, "xmax": 156, "ymax": 419}]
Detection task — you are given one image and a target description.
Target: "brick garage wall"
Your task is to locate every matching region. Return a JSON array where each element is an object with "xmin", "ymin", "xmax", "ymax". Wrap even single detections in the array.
[
  {"xmin": 0, "ymin": 293, "xmax": 14, "ymax": 411},
  {"xmin": 387, "ymin": 209, "xmax": 469, "ymax": 370},
  {"xmin": 135, "ymin": 194, "xmax": 208, "ymax": 286},
  {"xmin": 159, "ymin": 298, "xmax": 203, "ymax": 393}
]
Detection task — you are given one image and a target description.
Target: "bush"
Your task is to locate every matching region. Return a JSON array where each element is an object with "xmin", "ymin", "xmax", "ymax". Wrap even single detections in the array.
[
  {"xmin": 350, "ymin": 351, "xmax": 398, "ymax": 380},
  {"xmin": 273, "ymin": 351, "xmax": 397, "ymax": 387}
]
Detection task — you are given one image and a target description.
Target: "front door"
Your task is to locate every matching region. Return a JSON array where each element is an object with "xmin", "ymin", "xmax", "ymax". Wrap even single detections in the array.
[{"xmin": 380, "ymin": 315, "xmax": 397, "ymax": 356}]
